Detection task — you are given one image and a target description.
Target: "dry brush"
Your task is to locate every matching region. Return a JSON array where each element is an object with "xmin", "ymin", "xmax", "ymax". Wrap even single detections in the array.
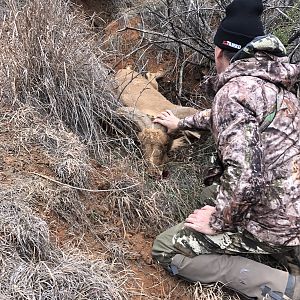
[{"xmin": 1, "ymin": 0, "xmax": 296, "ymax": 299}]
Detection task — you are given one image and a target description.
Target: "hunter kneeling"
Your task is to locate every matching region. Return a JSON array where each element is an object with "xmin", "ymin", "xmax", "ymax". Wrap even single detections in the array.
[{"xmin": 152, "ymin": 1, "xmax": 300, "ymax": 299}]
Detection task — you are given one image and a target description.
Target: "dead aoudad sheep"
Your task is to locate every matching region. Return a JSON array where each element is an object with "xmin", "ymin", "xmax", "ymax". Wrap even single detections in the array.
[{"xmin": 115, "ymin": 67, "xmax": 200, "ymax": 177}]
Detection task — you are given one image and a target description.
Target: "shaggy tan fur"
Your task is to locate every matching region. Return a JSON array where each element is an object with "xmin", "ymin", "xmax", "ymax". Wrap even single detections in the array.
[
  {"xmin": 138, "ymin": 128, "xmax": 171, "ymax": 176},
  {"xmin": 115, "ymin": 68, "xmax": 197, "ymax": 118},
  {"xmin": 115, "ymin": 68, "xmax": 198, "ymax": 176}
]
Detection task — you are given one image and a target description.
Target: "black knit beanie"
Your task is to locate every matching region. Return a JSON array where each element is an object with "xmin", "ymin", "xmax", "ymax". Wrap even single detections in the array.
[{"xmin": 214, "ymin": 0, "xmax": 265, "ymax": 52}]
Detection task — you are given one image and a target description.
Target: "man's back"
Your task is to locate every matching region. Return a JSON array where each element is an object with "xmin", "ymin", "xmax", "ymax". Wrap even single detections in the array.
[{"xmin": 211, "ymin": 51, "xmax": 300, "ymax": 245}]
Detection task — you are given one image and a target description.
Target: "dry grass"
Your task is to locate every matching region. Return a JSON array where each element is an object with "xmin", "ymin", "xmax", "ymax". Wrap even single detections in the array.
[
  {"xmin": 0, "ymin": 198, "xmax": 129, "ymax": 299},
  {"xmin": 0, "ymin": 103, "xmax": 132, "ymax": 299},
  {"xmin": 188, "ymin": 283, "xmax": 241, "ymax": 300},
  {"xmin": 101, "ymin": 136, "xmax": 215, "ymax": 234},
  {"xmin": 0, "ymin": 0, "xmax": 296, "ymax": 299},
  {"xmin": 0, "ymin": 0, "xmax": 133, "ymax": 159}
]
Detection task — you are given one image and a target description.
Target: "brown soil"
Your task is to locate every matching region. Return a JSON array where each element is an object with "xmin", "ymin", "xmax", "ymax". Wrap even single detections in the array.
[
  {"xmin": 0, "ymin": 106, "xmax": 193, "ymax": 299},
  {"xmin": 44, "ymin": 182, "xmax": 193, "ymax": 299},
  {"xmin": 0, "ymin": 3, "xmax": 237, "ymax": 299}
]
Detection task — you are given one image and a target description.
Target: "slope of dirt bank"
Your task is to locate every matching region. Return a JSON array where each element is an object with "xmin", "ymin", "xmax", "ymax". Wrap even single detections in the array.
[
  {"xmin": 0, "ymin": 104, "xmax": 227, "ymax": 299},
  {"xmin": 0, "ymin": 0, "xmax": 245, "ymax": 298},
  {"xmin": 2, "ymin": 0, "xmax": 299, "ymax": 298}
]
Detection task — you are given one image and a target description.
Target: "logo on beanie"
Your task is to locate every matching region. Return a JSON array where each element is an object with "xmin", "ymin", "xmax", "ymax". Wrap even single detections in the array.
[{"xmin": 222, "ymin": 40, "xmax": 241, "ymax": 50}]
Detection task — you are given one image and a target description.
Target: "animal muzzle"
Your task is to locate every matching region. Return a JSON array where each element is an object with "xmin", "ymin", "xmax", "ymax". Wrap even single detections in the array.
[{"xmin": 145, "ymin": 150, "xmax": 169, "ymax": 179}]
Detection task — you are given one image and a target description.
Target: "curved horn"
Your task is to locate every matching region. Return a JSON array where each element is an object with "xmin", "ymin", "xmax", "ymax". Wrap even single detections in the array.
[{"xmin": 116, "ymin": 107, "xmax": 153, "ymax": 130}]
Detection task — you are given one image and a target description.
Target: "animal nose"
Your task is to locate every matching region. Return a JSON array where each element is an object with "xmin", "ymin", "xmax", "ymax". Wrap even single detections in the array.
[
  {"xmin": 146, "ymin": 165, "xmax": 170, "ymax": 180},
  {"xmin": 147, "ymin": 166, "xmax": 163, "ymax": 178}
]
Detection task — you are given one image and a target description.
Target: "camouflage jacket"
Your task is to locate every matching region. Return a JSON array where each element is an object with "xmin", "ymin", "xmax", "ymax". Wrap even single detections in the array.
[{"xmin": 179, "ymin": 35, "xmax": 300, "ymax": 246}]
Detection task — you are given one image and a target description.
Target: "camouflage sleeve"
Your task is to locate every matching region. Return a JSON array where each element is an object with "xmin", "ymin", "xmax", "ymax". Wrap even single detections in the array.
[
  {"xmin": 178, "ymin": 109, "xmax": 211, "ymax": 131},
  {"xmin": 209, "ymin": 84, "xmax": 264, "ymax": 232}
]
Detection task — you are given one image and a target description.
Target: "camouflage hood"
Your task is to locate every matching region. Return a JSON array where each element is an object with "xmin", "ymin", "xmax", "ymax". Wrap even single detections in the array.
[{"xmin": 206, "ymin": 35, "xmax": 300, "ymax": 94}]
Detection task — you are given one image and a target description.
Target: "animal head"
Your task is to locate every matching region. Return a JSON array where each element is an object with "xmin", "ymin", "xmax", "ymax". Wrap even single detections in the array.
[
  {"xmin": 116, "ymin": 107, "xmax": 171, "ymax": 177},
  {"xmin": 138, "ymin": 128, "xmax": 171, "ymax": 177}
]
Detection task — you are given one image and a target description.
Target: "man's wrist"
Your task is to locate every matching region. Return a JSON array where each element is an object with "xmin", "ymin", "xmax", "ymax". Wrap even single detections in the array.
[
  {"xmin": 209, "ymin": 213, "xmax": 223, "ymax": 233},
  {"xmin": 177, "ymin": 119, "xmax": 185, "ymax": 130}
]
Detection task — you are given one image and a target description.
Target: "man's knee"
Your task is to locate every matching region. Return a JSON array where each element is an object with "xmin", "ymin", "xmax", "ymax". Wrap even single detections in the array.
[
  {"xmin": 152, "ymin": 235, "xmax": 170, "ymax": 267},
  {"xmin": 152, "ymin": 222, "xmax": 185, "ymax": 267}
]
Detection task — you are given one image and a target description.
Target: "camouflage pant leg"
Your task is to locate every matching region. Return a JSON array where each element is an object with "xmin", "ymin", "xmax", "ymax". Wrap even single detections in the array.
[
  {"xmin": 153, "ymin": 185, "xmax": 293, "ymax": 268},
  {"xmin": 153, "ymin": 224, "xmax": 272, "ymax": 265},
  {"xmin": 172, "ymin": 227, "xmax": 288, "ymax": 257},
  {"xmin": 153, "ymin": 223, "xmax": 292, "ymax": 268},
  {"xmin": 152, "ymin": 222, "xmax": 186, "ymax": 267}
]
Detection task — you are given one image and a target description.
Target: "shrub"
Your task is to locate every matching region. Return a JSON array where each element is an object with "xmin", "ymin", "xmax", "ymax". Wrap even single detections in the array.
[{"xmin": 0, "ymin": 0, "xmax": 129, "ymax": 159}]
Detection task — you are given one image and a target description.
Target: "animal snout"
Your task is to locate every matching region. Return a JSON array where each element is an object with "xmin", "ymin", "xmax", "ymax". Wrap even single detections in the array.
[
  {"xmin": 138, "ymin": 128, "xmax": 172, "ymax": 178},
  {"xmin": 146, "ymin": 164, "xmax": 169, "ymax": 179},
  {"xmin": 145, "ymin": 147, "xmax": 169, "ymax": 178}
]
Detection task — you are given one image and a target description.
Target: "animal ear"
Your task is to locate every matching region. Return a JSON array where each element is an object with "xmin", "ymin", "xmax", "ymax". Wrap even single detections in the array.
[
  {"xmin": 145, "ymin": 69, "xmax": 166, "ymax": 91},
  {"xmin": 145, "ymin": 69, "xmax": 166, "ymax": 81},
  {"xmin": 116, "ymin": 107, "xmax": 153, "ymax": 130}
]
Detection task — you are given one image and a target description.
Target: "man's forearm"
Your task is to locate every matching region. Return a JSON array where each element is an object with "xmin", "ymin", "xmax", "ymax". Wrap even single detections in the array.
[{"xmin": 178, "ymin": 109, "xmax": 211, "ymax": 131}]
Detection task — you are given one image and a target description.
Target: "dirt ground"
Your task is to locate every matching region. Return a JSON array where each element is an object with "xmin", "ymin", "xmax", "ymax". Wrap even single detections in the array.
[
  {"xmin": 39, "ymin": 2, "xmax": 235, "ymax": 299},
  {"xmin": 0, "ymin": 104, "xmax": 195, "ymax": 299},
  {"xmin": 0, "ymin": 2, "xmax": 239, "ymax": 299}
]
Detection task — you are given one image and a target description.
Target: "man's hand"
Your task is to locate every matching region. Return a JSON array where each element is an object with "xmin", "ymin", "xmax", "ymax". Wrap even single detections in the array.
[
  {"xmin": 184, "ymin": 205, "xmax": 217, "ymax": 235},
  {"xmin": 153, "ymin": 110, "xmax": 180, "ymax": 134}
]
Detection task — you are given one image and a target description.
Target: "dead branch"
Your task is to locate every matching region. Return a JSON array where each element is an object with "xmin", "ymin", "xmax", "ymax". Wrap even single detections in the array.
[{"xmin": 117, "ymin": 26, "xmax": 214, "ymax": 61}]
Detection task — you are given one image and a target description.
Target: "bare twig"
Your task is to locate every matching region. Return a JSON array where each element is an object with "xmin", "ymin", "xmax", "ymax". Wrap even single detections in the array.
[
  {"xmin": 117, "ymin": 26, "xmax": 214, "ymax": 60},
  {"xmin": 30, "ymin": 171, "xmax": 140, "ymax": 192}
]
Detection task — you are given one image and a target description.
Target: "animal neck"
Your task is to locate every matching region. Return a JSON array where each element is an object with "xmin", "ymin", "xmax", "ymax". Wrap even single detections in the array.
[{"xmin": 151, "ymin": 122, "xmax": 167, "ymax": 133}]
